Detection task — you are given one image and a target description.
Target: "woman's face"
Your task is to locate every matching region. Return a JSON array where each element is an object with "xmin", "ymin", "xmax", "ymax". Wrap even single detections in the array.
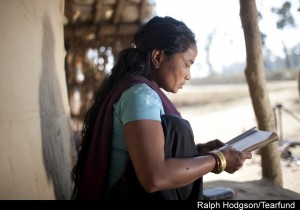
[{"xmin": 152, "ymin": 45, "xmax": 198, "ymax": 93}]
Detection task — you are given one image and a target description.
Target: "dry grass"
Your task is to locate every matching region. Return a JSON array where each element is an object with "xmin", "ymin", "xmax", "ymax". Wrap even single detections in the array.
[{"xmin": 165, "ymin": 80, "xmax": 298, "ymax": 108}]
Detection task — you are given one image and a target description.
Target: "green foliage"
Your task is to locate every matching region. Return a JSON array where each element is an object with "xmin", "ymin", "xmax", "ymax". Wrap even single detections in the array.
[
  {"xmin": 266, "ymin": 67, "xmax": 299, "ymax": 80},
  {"xmin": 271, "ymin": 1, "xmax": 295, "ymax": 30}
]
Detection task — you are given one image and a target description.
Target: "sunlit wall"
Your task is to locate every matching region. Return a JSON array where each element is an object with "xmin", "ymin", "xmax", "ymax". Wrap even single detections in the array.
[{"xmin": 0, "ymin": 0, "xmax": 75, "ymax": 199}]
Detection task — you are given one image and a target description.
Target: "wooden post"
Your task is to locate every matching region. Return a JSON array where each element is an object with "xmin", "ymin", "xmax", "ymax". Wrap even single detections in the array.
[{"xmin": 239, "ymin": 0, "xmax": 283, "ymax": 186}]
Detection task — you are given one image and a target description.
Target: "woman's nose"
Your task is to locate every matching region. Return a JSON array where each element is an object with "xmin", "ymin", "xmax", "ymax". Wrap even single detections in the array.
[{"xmin": 185, "ymin": 69, "xmax": 191, "ymax": 80}]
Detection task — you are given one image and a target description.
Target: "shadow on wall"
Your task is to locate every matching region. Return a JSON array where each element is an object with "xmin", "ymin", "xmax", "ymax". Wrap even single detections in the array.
[{"xmin": 39, "ymin": 12, "xmax": 74, "ymax": 199}]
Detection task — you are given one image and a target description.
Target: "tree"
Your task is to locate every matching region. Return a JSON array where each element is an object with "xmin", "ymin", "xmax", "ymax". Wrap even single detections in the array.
[
  {"xmin": 205, "ymin": 29, "xmax": 217, "ymax": 75},
  {"xmin": 239, "ymin": 0, "xmax": 283, "ymax": 186},
  {"xmin": 298, "ymin": 68, "xmax": 300, "ymax": 99},
  {"xmin": 271, "ymin": 1, "xmax": 296, "ymax": 69},
  {"xmin": 298, "ymin": 1, "xmax": 300, "ymax": 97}
]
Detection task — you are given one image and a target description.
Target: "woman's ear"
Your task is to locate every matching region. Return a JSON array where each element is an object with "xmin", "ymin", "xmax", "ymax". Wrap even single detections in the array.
[{"xmin": 151, "ymin": 49, "xmax": 163, "ymax": 69}]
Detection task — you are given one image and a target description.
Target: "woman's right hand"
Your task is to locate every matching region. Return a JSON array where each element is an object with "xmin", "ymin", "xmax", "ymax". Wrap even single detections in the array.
[{"xmin": 218, "ymin": 145, "xmax": 252, "ymax": 174}]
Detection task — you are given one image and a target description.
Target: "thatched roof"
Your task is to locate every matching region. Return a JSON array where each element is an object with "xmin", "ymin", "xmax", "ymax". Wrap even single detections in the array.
[
  {"xmin": 64, "ymin": 0, "xmax": 156, "ymax": 51},
  {"xmin": 63, "ymin": 0, "xmax": 156, "ymax": 122}
]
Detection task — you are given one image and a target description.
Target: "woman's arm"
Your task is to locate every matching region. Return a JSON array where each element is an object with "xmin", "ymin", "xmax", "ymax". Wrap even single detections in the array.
[{"xmin": 124, "ymin": 119, "xmax": 216, "ymax": 193}]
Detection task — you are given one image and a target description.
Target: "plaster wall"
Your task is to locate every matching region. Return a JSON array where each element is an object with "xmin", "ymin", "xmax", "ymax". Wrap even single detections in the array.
[{"xmin": 0, "ymin": 0, "xmax": 75, "ymax": 199}]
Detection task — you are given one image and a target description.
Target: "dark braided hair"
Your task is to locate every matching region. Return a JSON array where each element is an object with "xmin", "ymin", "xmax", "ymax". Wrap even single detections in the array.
[{"xmin": 70, "ymin": 16, "xmax": 196, "ymax": 199}]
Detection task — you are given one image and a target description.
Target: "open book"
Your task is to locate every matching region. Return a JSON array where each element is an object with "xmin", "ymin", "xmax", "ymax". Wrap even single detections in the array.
[{"xmin": 225, "ymin": 127, "xmax": 279, "ymax": 152}]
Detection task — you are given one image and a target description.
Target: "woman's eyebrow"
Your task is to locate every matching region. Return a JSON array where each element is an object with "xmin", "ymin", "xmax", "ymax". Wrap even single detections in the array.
[
  {"xmin": 181, "ymin": 54, "xmax": 194, "ymax": 64},
  {"xmin": 185, "ymin": 58, "xmax": 194, "ymax": 65},
  {"xmin": 188, "ymin": 59, "xmax": 194, "ymax": 64}
]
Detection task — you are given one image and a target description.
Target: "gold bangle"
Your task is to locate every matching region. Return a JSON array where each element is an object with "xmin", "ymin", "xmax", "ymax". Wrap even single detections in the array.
[
  {"xmin": 213, "ymin": 150, "xmax": 227, "ymax": 172},
  {"xmin": 207, "ymin": 152, "xmax": 220, "ymax": 173},
  {"xmin": 207, "ymin": 150, "xmax": 226, "ymax": 174}
]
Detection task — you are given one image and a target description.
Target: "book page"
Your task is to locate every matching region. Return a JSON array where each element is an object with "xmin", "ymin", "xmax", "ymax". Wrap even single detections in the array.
[
  {"xmin": 226, "ymin": 129, "xmax": 279, "ymax": 152},
  {"xmin": 226, "ymin": 127, "xmax": 257, "ymax": 145}
]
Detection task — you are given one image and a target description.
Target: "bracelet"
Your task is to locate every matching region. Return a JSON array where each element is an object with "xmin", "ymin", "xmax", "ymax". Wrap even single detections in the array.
[
  {"xmin": 214, "ymin": 150, "xmax": 227, "ymax": 172},
  {"xmin": 207, "ymin": 150, "xmax": 227, "ymax": 174},
  {"xmin": 207, "ymin": 152, "xmax": 221, "ymax": 173}
]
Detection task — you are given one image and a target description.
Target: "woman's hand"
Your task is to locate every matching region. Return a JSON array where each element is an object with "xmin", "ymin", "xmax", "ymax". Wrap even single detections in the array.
[
  {"xmin": 196, "ymin": 139, "xmax": 225, "ymax": 155},
  {"xmin": 219, "ymin": 145, "xmax": 252, "ymax": 174}
]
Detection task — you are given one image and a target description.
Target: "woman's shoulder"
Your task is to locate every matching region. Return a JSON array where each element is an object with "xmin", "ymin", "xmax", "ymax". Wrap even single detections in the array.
[
  {"xmin": 122, "ymin": 83, "xmax": 159, "ymax": 98},
  {"xmin": 119, "ymin": 83, "xmax": 163, "ymax": 109},
  {"xmin": 115, "ymin": 82, "xmax": 164, "ymax": 122}
]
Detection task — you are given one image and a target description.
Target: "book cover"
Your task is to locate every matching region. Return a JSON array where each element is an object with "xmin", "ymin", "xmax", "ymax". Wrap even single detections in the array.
[{"xmin": 203, "ymin": 187, "xmax": 236, "ymax": 200}]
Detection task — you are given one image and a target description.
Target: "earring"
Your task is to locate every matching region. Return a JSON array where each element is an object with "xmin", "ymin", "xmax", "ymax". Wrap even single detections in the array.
[{"xmin": 155, "ymin": 64, "xmax": 160, "ymax": 69}]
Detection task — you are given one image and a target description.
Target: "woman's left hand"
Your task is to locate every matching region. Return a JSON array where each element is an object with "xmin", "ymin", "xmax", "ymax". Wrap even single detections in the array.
[{"xmin": 196, "ymin": 139, "xmax": 225, "ymax": 155}]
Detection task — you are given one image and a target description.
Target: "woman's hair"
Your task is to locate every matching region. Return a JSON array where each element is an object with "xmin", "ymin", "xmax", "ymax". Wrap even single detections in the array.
[{"xmin": 71, "ymin": 16, "xmax": 196, "ymax": 199}]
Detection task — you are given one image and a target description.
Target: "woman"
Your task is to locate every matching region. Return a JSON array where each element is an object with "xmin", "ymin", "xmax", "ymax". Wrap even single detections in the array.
[{"xmin": 71, "ymin": 16, "xmax": 252, "ymax": 200}]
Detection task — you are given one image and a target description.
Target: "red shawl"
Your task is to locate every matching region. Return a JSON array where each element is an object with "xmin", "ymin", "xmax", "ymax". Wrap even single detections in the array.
[{"xmin": 77, "ymin": 76, "xmax": 180, "ymax": 199}]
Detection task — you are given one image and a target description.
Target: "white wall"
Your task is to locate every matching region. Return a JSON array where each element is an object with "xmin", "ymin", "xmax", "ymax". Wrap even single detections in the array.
[{"xmin": 0, "ymin": 0, "xmax": 75, "ymax": 199}]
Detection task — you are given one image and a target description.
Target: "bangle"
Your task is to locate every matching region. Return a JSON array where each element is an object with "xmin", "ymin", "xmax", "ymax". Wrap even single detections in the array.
[
  {"xmin": 207, "ymin": 152, "xmax": 220, "ymax": 173},
  {"xmin": 214, "ymin": 150, "xmax": 227, "ymax": 172},
  {"xmin": 207, "ymin": 150, "xmax": 227, "ymax": 174}
]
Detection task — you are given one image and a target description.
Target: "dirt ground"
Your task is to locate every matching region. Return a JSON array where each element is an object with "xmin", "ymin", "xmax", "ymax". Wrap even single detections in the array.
[{"xmin": 166, "ymin": 80, "xmax": 300, "ymax": 200}]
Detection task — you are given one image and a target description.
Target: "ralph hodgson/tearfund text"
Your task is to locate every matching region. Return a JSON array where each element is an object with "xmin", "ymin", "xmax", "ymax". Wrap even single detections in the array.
[{"xmin": 197, "ymin": 201, "xmax": 296, "ymax": 210}]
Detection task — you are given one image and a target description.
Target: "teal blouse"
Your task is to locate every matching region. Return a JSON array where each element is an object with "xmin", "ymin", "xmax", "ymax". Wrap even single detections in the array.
[{"xmin": 106, "ymin": 83, "xmax": 165, "ymax": 195}]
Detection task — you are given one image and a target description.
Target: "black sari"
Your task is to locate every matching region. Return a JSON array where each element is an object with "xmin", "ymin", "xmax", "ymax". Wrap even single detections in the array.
[{"xmin": 109, "ymin": 114, "xmax": 203, "ymax": 200}]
